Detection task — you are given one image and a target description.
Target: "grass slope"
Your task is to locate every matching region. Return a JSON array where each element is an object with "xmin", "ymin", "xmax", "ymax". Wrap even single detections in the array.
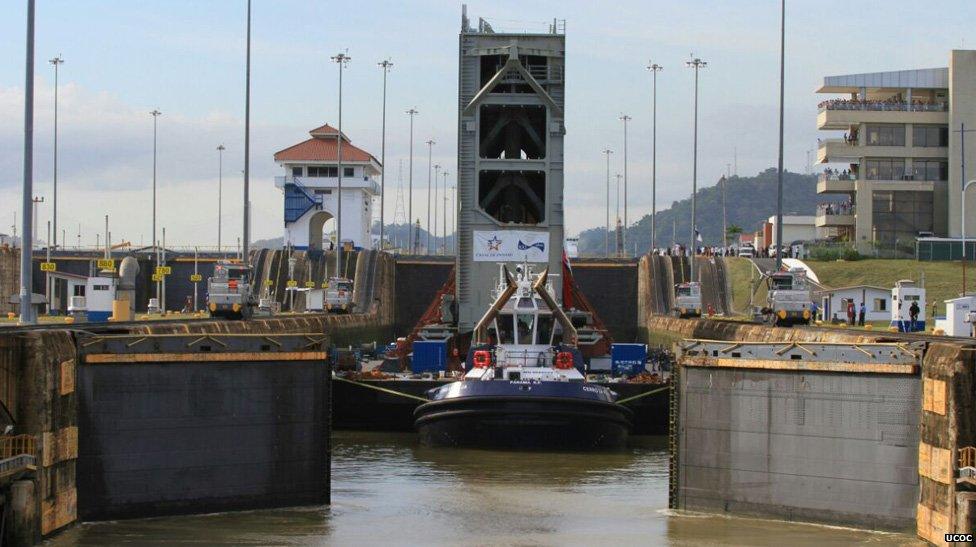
[
  {"xmin": 806, "ymin": 260, "xmax": 967, "ymax": 316},
  {"xmin": 721, "ymin": 257, "xmax": 967, "ymax": 317}
]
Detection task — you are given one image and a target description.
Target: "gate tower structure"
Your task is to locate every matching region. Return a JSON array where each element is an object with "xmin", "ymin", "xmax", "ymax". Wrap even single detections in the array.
[{"xmin": 456, "ymin": 7, "xmax": 567, "ymax": 331}]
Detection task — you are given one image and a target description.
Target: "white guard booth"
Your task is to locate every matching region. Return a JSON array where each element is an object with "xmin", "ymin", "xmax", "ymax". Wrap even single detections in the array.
[
  {"xmin": 890, "ymin": 279, "xmax": 926, "ymax": 332},
  {"xmin": 85, "ymin": 276, "xmax": 117, "ymax": 322},
  {"xmin": 937, "ymin": 296, "xmax": 975, "ymax": 337}
]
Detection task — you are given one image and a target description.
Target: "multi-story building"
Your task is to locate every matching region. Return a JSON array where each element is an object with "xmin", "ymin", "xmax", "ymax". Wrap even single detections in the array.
[
  {"xmin": 273, "ymin": 124, "xmax": 381, "ymax": 251},
  {"xmin": 815, "ymin": 50, "xmax": 976, "ymax": 254}
]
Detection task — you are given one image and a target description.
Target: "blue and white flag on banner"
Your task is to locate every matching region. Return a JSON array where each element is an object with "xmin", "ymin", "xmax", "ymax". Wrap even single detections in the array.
[{"xmin": 473, "ymin": 230, "xmax": 549, "ymax": 262}]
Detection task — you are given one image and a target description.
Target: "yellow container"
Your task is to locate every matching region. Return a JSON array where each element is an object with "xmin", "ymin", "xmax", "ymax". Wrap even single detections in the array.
[{"xmin": 112, "ymin": 300, "xmax": 132, "ymax": 322}]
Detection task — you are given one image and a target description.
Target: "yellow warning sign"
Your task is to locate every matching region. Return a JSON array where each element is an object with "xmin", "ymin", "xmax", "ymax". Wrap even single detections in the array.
[
  {"xmin": 96, "ymin": 259, "xmax": 115, "ymax": 270},
  {"xmin": 286, "ymin": 280, "xmax": 298, "ymax": 288},
  {"xmin": 155, "ymin": 266, "xmax": 172, "ymax": 275},
  {"xmin": 190, "ymin": 274, "xmax": 203, "ymax": 282},
  {"xmin": 305, "ymin": 281, "xmax": 316, "ymax": 288},
  {"xmin": 151, "ymin": 273, "xmax": 163, "ymax": 282},
  {"xmin": 40, "ymin": 262, "xmax": 56, "ymax": 272},
  {"xmin": 264, "ymin": 279, "xmax": 274, "ymax": 287}
]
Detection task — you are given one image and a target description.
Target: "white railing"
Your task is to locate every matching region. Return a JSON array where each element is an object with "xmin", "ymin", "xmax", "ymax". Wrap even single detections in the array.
[
  {"xmin": 818, "ymin": 100, "xmax": 948, "ymax": 112},
  {"xmin": 275, "ymin": 176, "xmax": 380, "ymax": 194}
]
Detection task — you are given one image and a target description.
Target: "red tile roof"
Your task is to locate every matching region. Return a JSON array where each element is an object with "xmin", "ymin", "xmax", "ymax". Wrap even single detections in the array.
[{"xmin": 274, "ymin": 123, "xmax": 378, "ymax": 164}]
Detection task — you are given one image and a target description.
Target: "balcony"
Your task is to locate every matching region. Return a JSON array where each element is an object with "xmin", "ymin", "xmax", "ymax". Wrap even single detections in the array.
[
  {"xmin": 815, "ymin": 203, "xmax": 855, "ymax": 228},
  {"xmin": 274, "ymin": 175, "xmax": 380, "ymax": 195},
  {"xmin": 817, "ymin": 99, "xmax": 948, "ymax": 130},
  {"xmin": 817, "ymin": 139, "xmax": 947, "ymax": 164},
  {"xmin": 817, "ymin": 138, "xmax": 859, "ymax": 163},
  {"xmin": 818, "ymin": 99, "xmax": 948, "ymax": 112},
  {"xmin": 817, "ymin": 173, "xmax": 855, "ymax": 194}
]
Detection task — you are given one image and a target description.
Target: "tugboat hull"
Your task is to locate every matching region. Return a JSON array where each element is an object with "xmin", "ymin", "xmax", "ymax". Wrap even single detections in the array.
[{"xmin": 414, "ymin": 382, "xmax": 632, "ymax": 450}]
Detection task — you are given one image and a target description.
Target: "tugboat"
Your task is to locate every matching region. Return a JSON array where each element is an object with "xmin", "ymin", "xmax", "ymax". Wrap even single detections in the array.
[{"xmin": 413, "ymin": 264, "xmax": 632, "ymax": 450}]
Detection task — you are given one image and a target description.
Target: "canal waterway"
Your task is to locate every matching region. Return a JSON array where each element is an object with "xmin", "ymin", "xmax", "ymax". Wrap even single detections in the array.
[{"xmin": 51, "ymin": 431, "xmax": 919, "ymax": 545}]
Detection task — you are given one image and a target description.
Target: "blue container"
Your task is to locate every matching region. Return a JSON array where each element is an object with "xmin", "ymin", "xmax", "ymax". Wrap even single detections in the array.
[
  {"xmin": 411, "ymin": 340, "xmax": 447, "ymax": 374},
  {"xmin": 611, "ymin": 343, "xmax": 647, "ymax": 377}
]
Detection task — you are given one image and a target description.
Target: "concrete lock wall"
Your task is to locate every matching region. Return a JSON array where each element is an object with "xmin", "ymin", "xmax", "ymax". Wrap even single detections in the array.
[
  {"xmin": 917, "ymin": 342, "xmax": 976, "ymax": 543},
  {"xmin": 675, "ymin": 365, "xmax": 920, "ymax": 531},
  {"xmin": 76, "ymin": 356, "xmax": 331, "ymax": 520}
]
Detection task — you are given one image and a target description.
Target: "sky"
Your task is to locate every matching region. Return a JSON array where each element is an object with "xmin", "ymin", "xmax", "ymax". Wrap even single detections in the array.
[{"xmin": 1, "ymin": 0, "xmax": 974, "ymax": 247}]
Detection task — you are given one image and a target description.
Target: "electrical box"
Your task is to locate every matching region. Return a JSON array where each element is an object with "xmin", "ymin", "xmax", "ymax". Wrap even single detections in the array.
[
  {"xmin": 611, "ymin": 343, "xmax": 647, "ymax": 377},
  {"xmin": 411, "ymin": 340, "xmax": 447, "ymax": 374}
]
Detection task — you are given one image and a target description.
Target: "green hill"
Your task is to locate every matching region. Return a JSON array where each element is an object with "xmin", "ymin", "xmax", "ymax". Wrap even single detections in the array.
[{"xmin": 577, "ymin": 168, "xmax": 836, "ymax": 255}]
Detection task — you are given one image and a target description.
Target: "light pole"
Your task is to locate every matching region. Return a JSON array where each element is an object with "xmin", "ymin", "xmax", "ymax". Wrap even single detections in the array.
[
  {"xmin": 442, "ymin": 170, "xmax": 449, "ymax": 254},
  {"xmin": 619, "ymin": 114, "xmax": 631, "ymax": 253},
  {"xmin": 20, "ymin": 0, "xmax": 35, "ymax": 323},
  {"xmin": 331, "ymin": 51, "xmax": 351, "ymax": 276},
  {"xmin": 243, "ymin": 0, "xmax": 252, "ymax": 268},
  {"xmin": 721, "ymin": 172, "xmax": 728, "ymax": 250},
  {"xmin": 378, "ymin": 59, "xmax": 393, "ymax": 251},
  {"xmin": 217, "ymin": 144, "xmax": 225, "ymax": 255},
  {"xmin": 615, "ymin": 173, "xmax": 623, "ymax": 256},
  {"xmin": 686, "ymin": 56, "xmax": 707, "ymax": 282},
  {"xmin": 433, "ymin": 164, "xmax": 441, "ymax": 253},
  {"xmin": 963, "ymin": 179, "xmax": 976, "ymax": 296},
  {"xmin": 406, "ymin": 108, "xmax": 418, "ymax": 253},
  {"xmin": 602, "ymin": 148, "xmax": 613, "ymax": 257},
  {"xmin": 50, "ymin": 55, "xmax": 63, "ymax": 249},
  {"xmin": 647, "ymin": 62, "xmax": 662, "ymax": 252},
  {"xmin": 425, "ymin": 139, "xmax": 435, "ymax": 254},
  {"xmin": 150, "ymin": 109, "xmax": 161, "ymax": 256},
  {"xmin": 775, "ymin": 0, "xmax": 786, "ymax": 271},
  {"xmin": 31, "ymin": 196, "xmax": 44, "ymax": 252}
]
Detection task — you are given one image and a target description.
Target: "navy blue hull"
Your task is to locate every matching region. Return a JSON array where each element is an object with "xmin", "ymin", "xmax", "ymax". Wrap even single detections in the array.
[{"xmin": 414, "ymin": 381, "xmax": 632, "ymax": 450}]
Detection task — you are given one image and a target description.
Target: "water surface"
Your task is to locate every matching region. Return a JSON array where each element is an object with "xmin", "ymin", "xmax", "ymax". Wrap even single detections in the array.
[{"xmin": 50, "ymin": 431, "xmax": 920, "ymax": 545}]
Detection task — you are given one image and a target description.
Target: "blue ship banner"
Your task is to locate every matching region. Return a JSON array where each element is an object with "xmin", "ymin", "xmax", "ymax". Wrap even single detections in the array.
[{"xmin": 473, "ymin": 230, "xmax": 550, "ymax": 263}]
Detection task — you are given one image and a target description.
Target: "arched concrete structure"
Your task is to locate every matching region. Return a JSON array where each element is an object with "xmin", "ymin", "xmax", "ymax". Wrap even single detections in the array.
[{"xmin": 306, "ymin": 210, "xmax": 335, "ymax": 252}]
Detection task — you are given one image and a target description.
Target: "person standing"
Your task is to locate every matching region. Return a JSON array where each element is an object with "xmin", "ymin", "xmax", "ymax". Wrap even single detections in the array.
[
  {"xmin": 909, "ymin": 300, "xmax": 920, "ymax": 332},
  {"xmin": 858, "ymin": 301, "xmax": 866, "ymax": 327},
  {"xmin": 846, "ymin": 300, "xmax": 855, "ymax": 326}
]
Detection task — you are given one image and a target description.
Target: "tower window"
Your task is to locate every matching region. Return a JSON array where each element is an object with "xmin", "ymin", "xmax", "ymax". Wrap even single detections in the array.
[
  {"xmin": 479, "ymin": 105, "xmax": 546, "ymax": 160},
  {"xmin": 478, "ymin": 170, "xmax": 545, "ymax": 224}
]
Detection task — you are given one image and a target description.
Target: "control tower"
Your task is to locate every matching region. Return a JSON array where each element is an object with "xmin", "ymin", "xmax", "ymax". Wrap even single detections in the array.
[{"xmin": 456, "ymin": 7, "xmax": 567, "ymax": 332}]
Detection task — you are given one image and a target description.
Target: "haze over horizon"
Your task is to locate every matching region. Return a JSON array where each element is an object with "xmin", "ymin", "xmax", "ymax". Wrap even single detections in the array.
[{"xmin": 2, "ymin": 0, "xmax": 973, "ymax": 246}]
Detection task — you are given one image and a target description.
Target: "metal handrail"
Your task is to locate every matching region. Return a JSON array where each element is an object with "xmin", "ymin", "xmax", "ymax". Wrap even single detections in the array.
[
  {"xmin": 818, "ymin": 101, "xmax": 948, "ymax": 112},
  {"xmin": 0, "ymin": 435, "xmax": 35, "ymax": 459},
  {"xmin": 960, "ymin": 446, "xmax": 976, "ymax": 469}
]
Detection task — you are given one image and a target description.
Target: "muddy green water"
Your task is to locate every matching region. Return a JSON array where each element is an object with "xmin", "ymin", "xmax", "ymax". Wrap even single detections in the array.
[{"xmin": 50, "ymin": 431, "xmax": 919, "ymax": 546}]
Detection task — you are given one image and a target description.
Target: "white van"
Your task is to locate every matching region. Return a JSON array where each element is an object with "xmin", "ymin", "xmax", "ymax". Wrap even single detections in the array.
[{"xmin": 737, "ymin": 244, "xmax": 755, "ymax": 258}]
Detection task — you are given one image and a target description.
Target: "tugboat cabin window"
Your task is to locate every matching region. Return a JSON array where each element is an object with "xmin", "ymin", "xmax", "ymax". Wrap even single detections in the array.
[
  {"xmin": 496, "ymin": 314, "xmax": 515, "ymax": 344},
  {"xmin": 516, "ymin": 314, "xmax": 535, "ymax": 344},
  {"xmin": 536, "ymin": 315, "xmax": 554, "ymax": 345}
]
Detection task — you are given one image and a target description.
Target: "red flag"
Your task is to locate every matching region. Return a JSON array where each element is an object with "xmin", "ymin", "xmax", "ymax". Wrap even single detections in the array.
[{"xmin": 562, "ymin": 250, "xmax": 574, "ymax": 310}]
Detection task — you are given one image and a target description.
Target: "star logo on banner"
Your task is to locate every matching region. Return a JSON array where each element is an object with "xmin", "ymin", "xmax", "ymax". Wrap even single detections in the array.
[{"xmin": 487, "ymin": 235, "xmax": 502, "ymax": 251}]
